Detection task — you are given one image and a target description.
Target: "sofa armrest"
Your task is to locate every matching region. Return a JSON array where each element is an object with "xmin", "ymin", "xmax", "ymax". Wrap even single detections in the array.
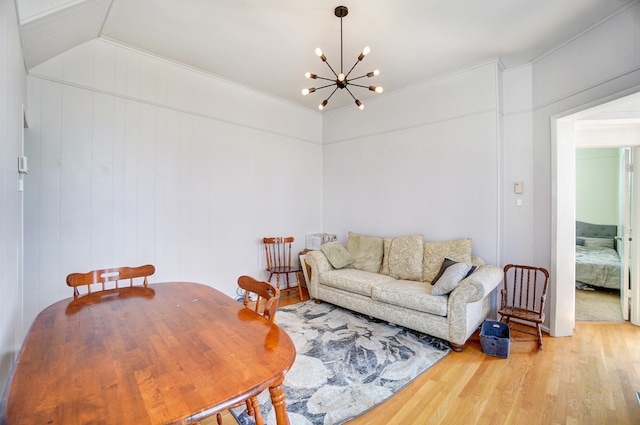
[
  {"xmin": 304, "ymin": 250, "xmax": 335, "ymax": 299},
  {"xmin": 447, "ymin": 263, "xmax": 503, "ymax": 346},
  {"xmin": 455, "ymin": 264, "xmax": 503, "ymax": 303}
]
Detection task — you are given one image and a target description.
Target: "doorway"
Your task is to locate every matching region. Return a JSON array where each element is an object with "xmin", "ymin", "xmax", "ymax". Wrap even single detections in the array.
[
  {"xmin": 574, "ymin": 148, "xmax": 626, "ymax": 322},
  {"xmin": 553, "ymin": 90, "xmax": 640, "ymax": 333}
]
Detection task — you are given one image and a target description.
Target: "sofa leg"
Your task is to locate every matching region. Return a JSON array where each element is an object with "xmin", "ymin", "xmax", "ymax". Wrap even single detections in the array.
[
  {"xmin": 450, "ymin": 343, "xmax": 464, "ymax": 352},
  {"xmin": 313, "ymin": 299, "xmax": 322, "ymax": 304}
]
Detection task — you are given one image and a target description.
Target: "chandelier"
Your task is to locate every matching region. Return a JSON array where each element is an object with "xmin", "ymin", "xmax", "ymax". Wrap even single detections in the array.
[{"xmin": 302, "ymin": 5, "xmax": 383, "ymax": 111}]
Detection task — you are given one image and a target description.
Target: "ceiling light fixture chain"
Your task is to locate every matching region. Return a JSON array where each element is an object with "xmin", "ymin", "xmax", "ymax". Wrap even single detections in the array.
[{"xmin": 302, "ymin": 5, "xmax": 383, "ymax": 111}]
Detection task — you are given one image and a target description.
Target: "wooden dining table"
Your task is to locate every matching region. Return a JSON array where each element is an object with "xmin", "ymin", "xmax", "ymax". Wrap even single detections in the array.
[{"xmin": 0, "ymin": 282, "xmax": 296, "ymax": 425}]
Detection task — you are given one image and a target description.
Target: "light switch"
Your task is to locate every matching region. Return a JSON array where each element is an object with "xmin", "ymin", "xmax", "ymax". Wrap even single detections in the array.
[
  {"xmin": 514, "ymin": 181, "xmax": 523, "ymax": 194},
  {"xmin": 516, "ymin": 199, "xmax": 523, "ymax": 207}
]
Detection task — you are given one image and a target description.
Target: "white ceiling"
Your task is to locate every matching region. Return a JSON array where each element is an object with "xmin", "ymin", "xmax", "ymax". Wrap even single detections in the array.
[{"xmin": 17, "ymin": 0, "xmax": 638, "ymax": 111}]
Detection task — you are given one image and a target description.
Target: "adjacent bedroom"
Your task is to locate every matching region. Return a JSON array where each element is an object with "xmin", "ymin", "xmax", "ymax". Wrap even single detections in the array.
[{"xmin": 575, "ymin": 148, "xmax": 626, "ymax": 322}]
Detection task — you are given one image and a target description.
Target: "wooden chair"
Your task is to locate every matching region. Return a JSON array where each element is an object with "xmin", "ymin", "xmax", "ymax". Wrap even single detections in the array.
[
  {"xmin": 216, "ymin": 276, "xmax": 281, "ymax": 425},
  {"xmin": 499, "ymin": 264, "xmax": 550, "ymax": 350},
  {"xmin": 238, "ymin": 275, "xmax": 281, "ymax": 322},
  {"xmin": 66, "ymin": 264, "xmax": 156, "ymax": 299},
  {"xmin": 263, "ymin": 237, "xmax": 304, "ymax": 300}
]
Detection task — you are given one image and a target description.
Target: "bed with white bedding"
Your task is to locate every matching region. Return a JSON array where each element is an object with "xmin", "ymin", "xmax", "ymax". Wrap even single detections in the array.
[{"xmin": 575, "ymin": 221, "xmax": 621, "ymax": 290}]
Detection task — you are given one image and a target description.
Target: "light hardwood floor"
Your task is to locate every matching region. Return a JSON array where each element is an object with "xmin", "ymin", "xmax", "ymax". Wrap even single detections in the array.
[{"xmin": 211, "ymin": 288, "xmax": 640, "ymax": 425}]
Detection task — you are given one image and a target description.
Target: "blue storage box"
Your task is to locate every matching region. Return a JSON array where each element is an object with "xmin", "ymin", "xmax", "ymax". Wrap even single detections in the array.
[{"xmin": 480, "ymin": 320, "xmax": 510, "ymax": 358}]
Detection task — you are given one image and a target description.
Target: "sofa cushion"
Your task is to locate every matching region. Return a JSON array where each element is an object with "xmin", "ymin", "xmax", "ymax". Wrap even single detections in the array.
[
  {"xmin": 432, "ymin": 262, "xmax": 472, "ymax": 296},
  {"xmin": 422, "ymin": 238, "xmax": 472, "ymax": 283},
  {"xmin": 379, "ymin": 234, "xmax": 423, "ymax": 281},
  {"xmin": 346, "ymin": 232, "xmax": 384, "ymax": 273},
  {"xmin": 371, "ymin": 280, "xmax": 448, "ymax": 317},
  {"xmin": 320, "ymin": 241, "xmax": 355, "ymax": 269},
  {"xmin": 319, "ymin": 268, "xmax": 396, "ymax": 297}
]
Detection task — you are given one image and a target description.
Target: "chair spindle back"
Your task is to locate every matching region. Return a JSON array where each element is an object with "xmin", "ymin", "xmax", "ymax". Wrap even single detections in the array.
[
  {"xmin": 263, "ymin": 237, "xmax": 294, "ymax": 272},
  {"xmin": 66, "ymin": 264, "xmax": 156, "ymax": 299},
  {"xmin": 502, "ymin": 264, "xmax": 549, "ymax": 316}
]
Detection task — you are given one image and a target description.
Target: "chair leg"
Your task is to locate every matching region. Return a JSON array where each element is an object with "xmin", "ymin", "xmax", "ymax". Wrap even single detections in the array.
[
  {"xmin": 216, "ymin": 413, "xmax": 222, "ymax": 425},
  {"xmin": 248, "ymin": 396, "xmax": 264, "ymax": 425},
  {"xmin": 245, "ymin": 399, "xmax": 254, "ymax": 416},
  {"xmin": 295, "ymin": 271, "xmax": 303, "ymax": 300},
  {"xmin": 537, "ymin": 324, "xmax": 543, "ymax": 350},
  {"xmin": 284, "ymin": 271, "xmax": 291, "ymax": 289}
]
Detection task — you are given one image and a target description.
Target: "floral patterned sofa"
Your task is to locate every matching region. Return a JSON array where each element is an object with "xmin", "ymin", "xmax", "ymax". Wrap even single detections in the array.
[{"xmin": 303, "ymin": 232, "xmax": 503, "ymax": 351}]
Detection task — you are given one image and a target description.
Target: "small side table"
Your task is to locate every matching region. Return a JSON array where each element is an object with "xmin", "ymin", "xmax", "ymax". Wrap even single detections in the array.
[{"xmin": 299, "ymin": 249, "xmax": 314, "ymax": 287}]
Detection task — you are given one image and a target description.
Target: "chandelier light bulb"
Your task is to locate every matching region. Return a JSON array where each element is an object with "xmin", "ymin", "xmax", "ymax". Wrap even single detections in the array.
[
  {"xmin": 302, "ymin": 87, "xmax": 316, "ymax": 96},
  {"xmin": 356, "ymin": 99, "xmax": 364, "ymax": 110},
  {"xmin": 358, "ymin": 46, "xmax": 371, "ymax": 61},
  {"xmin": 366, "ymin": 69, "xmax": 380, "ymax": 78},
  {"xmin": 319, "ymin": 100, "xmax": 328, "ymax": 110},
  {"xmin": 369, "ymin": 86, "xmax": 384, "ymax": 93},
  {"xmin": 338, "ymin": 73, "xmax": 345, "ymax": 82},
  {"xmin": 305, "ymin": 72, "xmax": 318, "ymax": 79},
  {"xmin": 315, "ymin": 48, "xmax": 327, "ymax": 62}
]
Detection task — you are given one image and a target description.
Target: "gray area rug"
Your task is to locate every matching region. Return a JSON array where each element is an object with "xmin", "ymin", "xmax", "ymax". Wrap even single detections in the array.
[
  {"xmin": 232, "ymin": 301, "xmax": 450, "ymax": 425},
  {"xmin": 575, "ymin": 283, "xmax": 623, "ymax": 322}
]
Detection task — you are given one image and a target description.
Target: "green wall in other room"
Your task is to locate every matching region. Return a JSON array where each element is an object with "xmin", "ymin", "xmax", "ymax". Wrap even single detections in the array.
[{"xmin": 576, "ymin": 148, "xmax": 620, "ymax": 225}]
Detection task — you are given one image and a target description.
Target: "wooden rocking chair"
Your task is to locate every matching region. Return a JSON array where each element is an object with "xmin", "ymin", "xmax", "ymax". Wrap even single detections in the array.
[{"xmin": 499, "ymin": 264, "xmax": 550, "ymax": 350}]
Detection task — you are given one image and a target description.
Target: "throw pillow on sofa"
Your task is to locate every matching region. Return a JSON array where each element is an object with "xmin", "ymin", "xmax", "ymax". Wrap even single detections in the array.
[
  {"xmin": 422, "ymin": 238, "xmax": 472, "ymax": 283},
  {"xmin": 431, "ymin": 262, "xmax": 472, "ymax": 296},
  {"xmin": 432, "ymin": 257, "xmax": 477, "ymax": 285},
  {"xmin": 379, "ymin": 234, "xmax": 423, "ymax": 281},
  {"xmin": 321, "ymin": 241, "xmax": 355, "ymax": 269},
  {"xmin": 346, "ymin": 231, "xmax": 384, "ymax": 272}
]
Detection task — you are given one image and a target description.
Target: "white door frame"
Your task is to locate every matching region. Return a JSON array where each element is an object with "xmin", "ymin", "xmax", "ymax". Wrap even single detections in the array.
[
  {"xmin": 631, "ymin": 147, "xmax": 640, "ymax": 325},
  {"xmin": 552, "ymin": 90, "xmax": 640, "ymax": 335},
  {"xmin": 621, "ymin": 148, "xmax": 631, "ymax": 321}
]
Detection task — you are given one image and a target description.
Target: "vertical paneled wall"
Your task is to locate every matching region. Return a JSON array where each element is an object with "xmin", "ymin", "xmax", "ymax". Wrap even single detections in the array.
[
  {"xmin": 24, "ymin": 39, "xmax": 322, "ymax": 328},
  {"xmin": 0, "ymin": 0, "xmax": 27, "ymax": 395},
  {"xmin": 501, "ymin": 64, "xmax": 535, "ymax": 266},
  {"xmin": 321, "ymin": 61, "xmax": 502, "ymax": 265}
]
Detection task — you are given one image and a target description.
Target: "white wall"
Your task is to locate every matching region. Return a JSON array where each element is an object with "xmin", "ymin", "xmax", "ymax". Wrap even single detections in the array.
[
  {"xmin": 576, "ymin": 148, "xmax": 620, "ymax": 225},
  {"xmin": 502, "ymin": 64, "xmax": 535, "ymax": 266},
  {"xmin": 24, "ymin": 39, "xmax": 323, "ymax": 329},
  {"xmin": 0, "ymin": 0, "xmax": 27, "ymax": 396},
  {"xmin": 321, "ymin": 61, "xmax": 501, "ymax": 266}
]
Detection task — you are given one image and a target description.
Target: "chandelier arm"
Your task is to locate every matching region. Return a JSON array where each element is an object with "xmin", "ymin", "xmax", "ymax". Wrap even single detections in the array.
[
  {"xmin": 322, "ymin": 59, "xmax": 340, "ymax": 79},
  {"xmin": 347, "ymin": 83, "xmax": 370, "ymax": 89},
  {"xmin": 313, "ymin": 76, "xmax": 337, "ymax": 83},
  {"xmin": 315, "ymin": 83, "xmax": 338, "ymax": 91},
  {"xmin": 325, "ymin": 86, "xmax": 339, "ymax": 101},
  {"xmin": 348, "ymin": 74, "xmax": 370, "ymax": 82},
  {"xmin": 344, "ymin": 87, "xmax": 358, "ymax": 101},
  {"xmin": 344, "ymin": 59, "xmax": 362, "ymax": 79}
]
